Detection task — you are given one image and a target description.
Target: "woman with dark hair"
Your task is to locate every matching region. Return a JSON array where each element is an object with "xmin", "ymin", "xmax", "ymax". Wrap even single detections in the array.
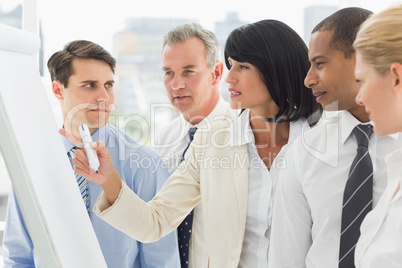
[
  {"xmin": 225, "ymin": 20, "xmax": 320, "ymax": 125},
  {"xmin": 224, "ymin": 20, "xmax": 320, "ymax": 170},
  {"xmin": 63, "ymin": 20, "xmax": 321, "ymax": 268}
]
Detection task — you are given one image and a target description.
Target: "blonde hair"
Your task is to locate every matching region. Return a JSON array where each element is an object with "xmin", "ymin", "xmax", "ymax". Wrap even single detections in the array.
[{"xmin": 354, "ymin": 4, "xmax": 402, "ymax": 74}]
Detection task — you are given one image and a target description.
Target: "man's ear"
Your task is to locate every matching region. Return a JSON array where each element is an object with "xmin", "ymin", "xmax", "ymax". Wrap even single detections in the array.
[
  {"xmin": 52, "ymin": 81, "xmax": 64, "ymax": 100},
  {"xmin": 212, "ymin": 61, "xmax": 224, "ymax": 86},
  {"xmin": 390, "ymin": 62, "xmax": 402, "ymax": 96}
]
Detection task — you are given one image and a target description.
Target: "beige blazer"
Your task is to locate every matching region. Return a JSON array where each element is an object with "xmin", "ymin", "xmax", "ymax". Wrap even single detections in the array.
[{"xmin": 94, "ymin": 119, "xmax": 249, "ymax": 268}]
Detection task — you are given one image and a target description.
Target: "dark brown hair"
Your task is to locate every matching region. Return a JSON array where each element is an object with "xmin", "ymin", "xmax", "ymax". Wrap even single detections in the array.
[
  {"xmin": 47, "ymin": 40, "xmax": 116, "ymax": 87},
  {"xmin": 225, "ymin": 19, "xmax": 322, "ymax": 125}
]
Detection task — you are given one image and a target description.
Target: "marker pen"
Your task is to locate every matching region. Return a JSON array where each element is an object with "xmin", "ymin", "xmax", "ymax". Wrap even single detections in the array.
[{"xmin": 78, "ymin": 124, "xmax": 100, "ymax": 173}]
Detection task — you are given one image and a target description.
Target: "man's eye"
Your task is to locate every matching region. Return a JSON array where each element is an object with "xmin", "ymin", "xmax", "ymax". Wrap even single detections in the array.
[
  {"xmin": 105, "ymin": 83, "xmax": 114, "ymax": 89},
  {"xmin": 84, "ymin": 83, "xmax": 94, "ymax": 88},
  {"xmin": 240, "ymin": 65, "xmax": 249, "ymax": 69},
  {"xmin": 316, "ymin": 62, "xmax": 324, "ymax": 68}
]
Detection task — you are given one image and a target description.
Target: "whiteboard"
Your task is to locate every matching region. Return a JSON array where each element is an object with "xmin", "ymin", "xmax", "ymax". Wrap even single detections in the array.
[{"xmin": 0, "ymin": 23, "xmax": 107, "ymax": 267}]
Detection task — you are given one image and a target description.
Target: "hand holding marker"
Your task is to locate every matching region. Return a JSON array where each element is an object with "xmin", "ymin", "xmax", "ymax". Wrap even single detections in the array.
[{"xmin": 79, "ymin": 124, "xmax": 100, "ymax": 173}]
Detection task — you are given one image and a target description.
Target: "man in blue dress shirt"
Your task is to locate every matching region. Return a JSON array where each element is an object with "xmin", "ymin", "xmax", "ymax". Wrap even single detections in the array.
[{"xmin": 2, "ymin": 40, "xmax": 180, "ymax": 268}]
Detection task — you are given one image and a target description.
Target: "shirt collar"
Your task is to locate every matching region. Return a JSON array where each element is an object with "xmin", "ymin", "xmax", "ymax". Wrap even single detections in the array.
[
  {"xmin": 229, "ymin": 109, "xmax": 253, "ymax": 146},
  {"xmin": 62, "ymin": 124, "xmax": 110, "ymax": 152},
  {"xmin": 340, "ymin": 110, "xmax": 399, "ymax": 144},
  {"xmin": 228, "ymin": 109, "xmax": 310, "ymax": 147},
  {"xmin": 386, "ymin": 146, "xmax": 402, "ymax": 164},
  {"xmin": 288, "ymin": 119, "xmax": 310, "ymax": 144}
]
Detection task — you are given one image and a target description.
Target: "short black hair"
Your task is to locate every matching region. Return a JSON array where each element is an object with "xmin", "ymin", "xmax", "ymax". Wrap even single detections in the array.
[
  {"xmin": 312, "ymin": 7, "xmax": 373, "ymax": 58},
  {"xmin": 225, "ymin": 19, "xmax": 322, "ymax": 125},
  {"xmin": 47, "ymin": 40, "xmax": 116, "ymax": 87}
]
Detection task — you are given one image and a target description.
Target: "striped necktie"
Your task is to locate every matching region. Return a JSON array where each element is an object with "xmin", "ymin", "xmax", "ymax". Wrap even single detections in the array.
[
  {"xmin": 68, "ymin": 147, "xmax": 90, "ymax": 213},
  {"xmin": 178, "ymin": 127, "xmax": 197, "ymax": 268},
  {"xmin": 339, "ymin": 124, "xmax": 373, "ymax": 268}
]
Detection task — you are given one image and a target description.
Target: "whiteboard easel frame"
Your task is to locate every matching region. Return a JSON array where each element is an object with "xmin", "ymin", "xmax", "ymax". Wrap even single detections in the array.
[
  {"xmin": 0, "ymin": 1, "xmax": 61, "ymax": 266},
  {"xmin": 0, "ymin": 2, "xmax": 107, "ymax": 266},
  {"xmin": 0, "ymin": 94, "xmax": 61, "ymax": 267}
]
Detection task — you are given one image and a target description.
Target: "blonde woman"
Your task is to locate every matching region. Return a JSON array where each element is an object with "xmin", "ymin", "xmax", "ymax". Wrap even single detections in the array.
[{"xmin": 354, "ymin": 4, "xmax": 402, "ymax": 268}]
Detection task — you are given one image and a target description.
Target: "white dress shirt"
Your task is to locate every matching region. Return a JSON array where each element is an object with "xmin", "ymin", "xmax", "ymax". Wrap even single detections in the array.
[
  {"xmin": 153, "ymin": 96, "xmax": 236, "ymax": 174},
  {"xmin": 230, "ymin": 109, "xmax": 310, "ymax": 268},
  {"xmin": 355, "ymin": 147, "xmax": 402, "ymax": 268},
  {"xmin": 268, "ymin": 111, "xmax": 402, "ymax": 268}
]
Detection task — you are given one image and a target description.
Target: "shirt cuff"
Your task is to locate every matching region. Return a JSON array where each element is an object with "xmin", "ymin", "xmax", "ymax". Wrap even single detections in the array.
[{"xmin": 93, "ymin": 181, "xmax": 126, "ymax": 215}]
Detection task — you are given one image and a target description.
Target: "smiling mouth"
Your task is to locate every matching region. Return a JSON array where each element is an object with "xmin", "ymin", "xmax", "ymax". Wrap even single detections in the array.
[
  {"xmin": 313, "ymin": 91, "xmax": 327, "ymax": 103},
  {"xmin": 229, "ymin": 89, "xmax": 241, "ymax": 97}
]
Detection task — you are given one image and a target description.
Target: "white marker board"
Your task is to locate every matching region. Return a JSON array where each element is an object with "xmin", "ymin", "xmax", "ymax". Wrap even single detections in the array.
[{"xmin": 0, "ymin": 23, "xmax": 107, "ymax": 268}]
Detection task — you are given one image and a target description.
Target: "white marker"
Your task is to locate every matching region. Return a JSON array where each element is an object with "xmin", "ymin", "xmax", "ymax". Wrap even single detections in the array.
[{"xmin": 78, "ymin": 124, "xmax": 100, "ymax": 173}]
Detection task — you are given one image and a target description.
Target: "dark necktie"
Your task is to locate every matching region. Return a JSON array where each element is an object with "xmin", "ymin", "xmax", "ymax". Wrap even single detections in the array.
[
  {"xmin": 339, "ymin": 124, "xmax": 374, "ymax": 268},
  {"xmin": 68, "ymin": 147, "xmax": 90, "ymax": 213},
  {"xmin": 178, "ymin": 127, "xmax": 197, "ymax": 268}
]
